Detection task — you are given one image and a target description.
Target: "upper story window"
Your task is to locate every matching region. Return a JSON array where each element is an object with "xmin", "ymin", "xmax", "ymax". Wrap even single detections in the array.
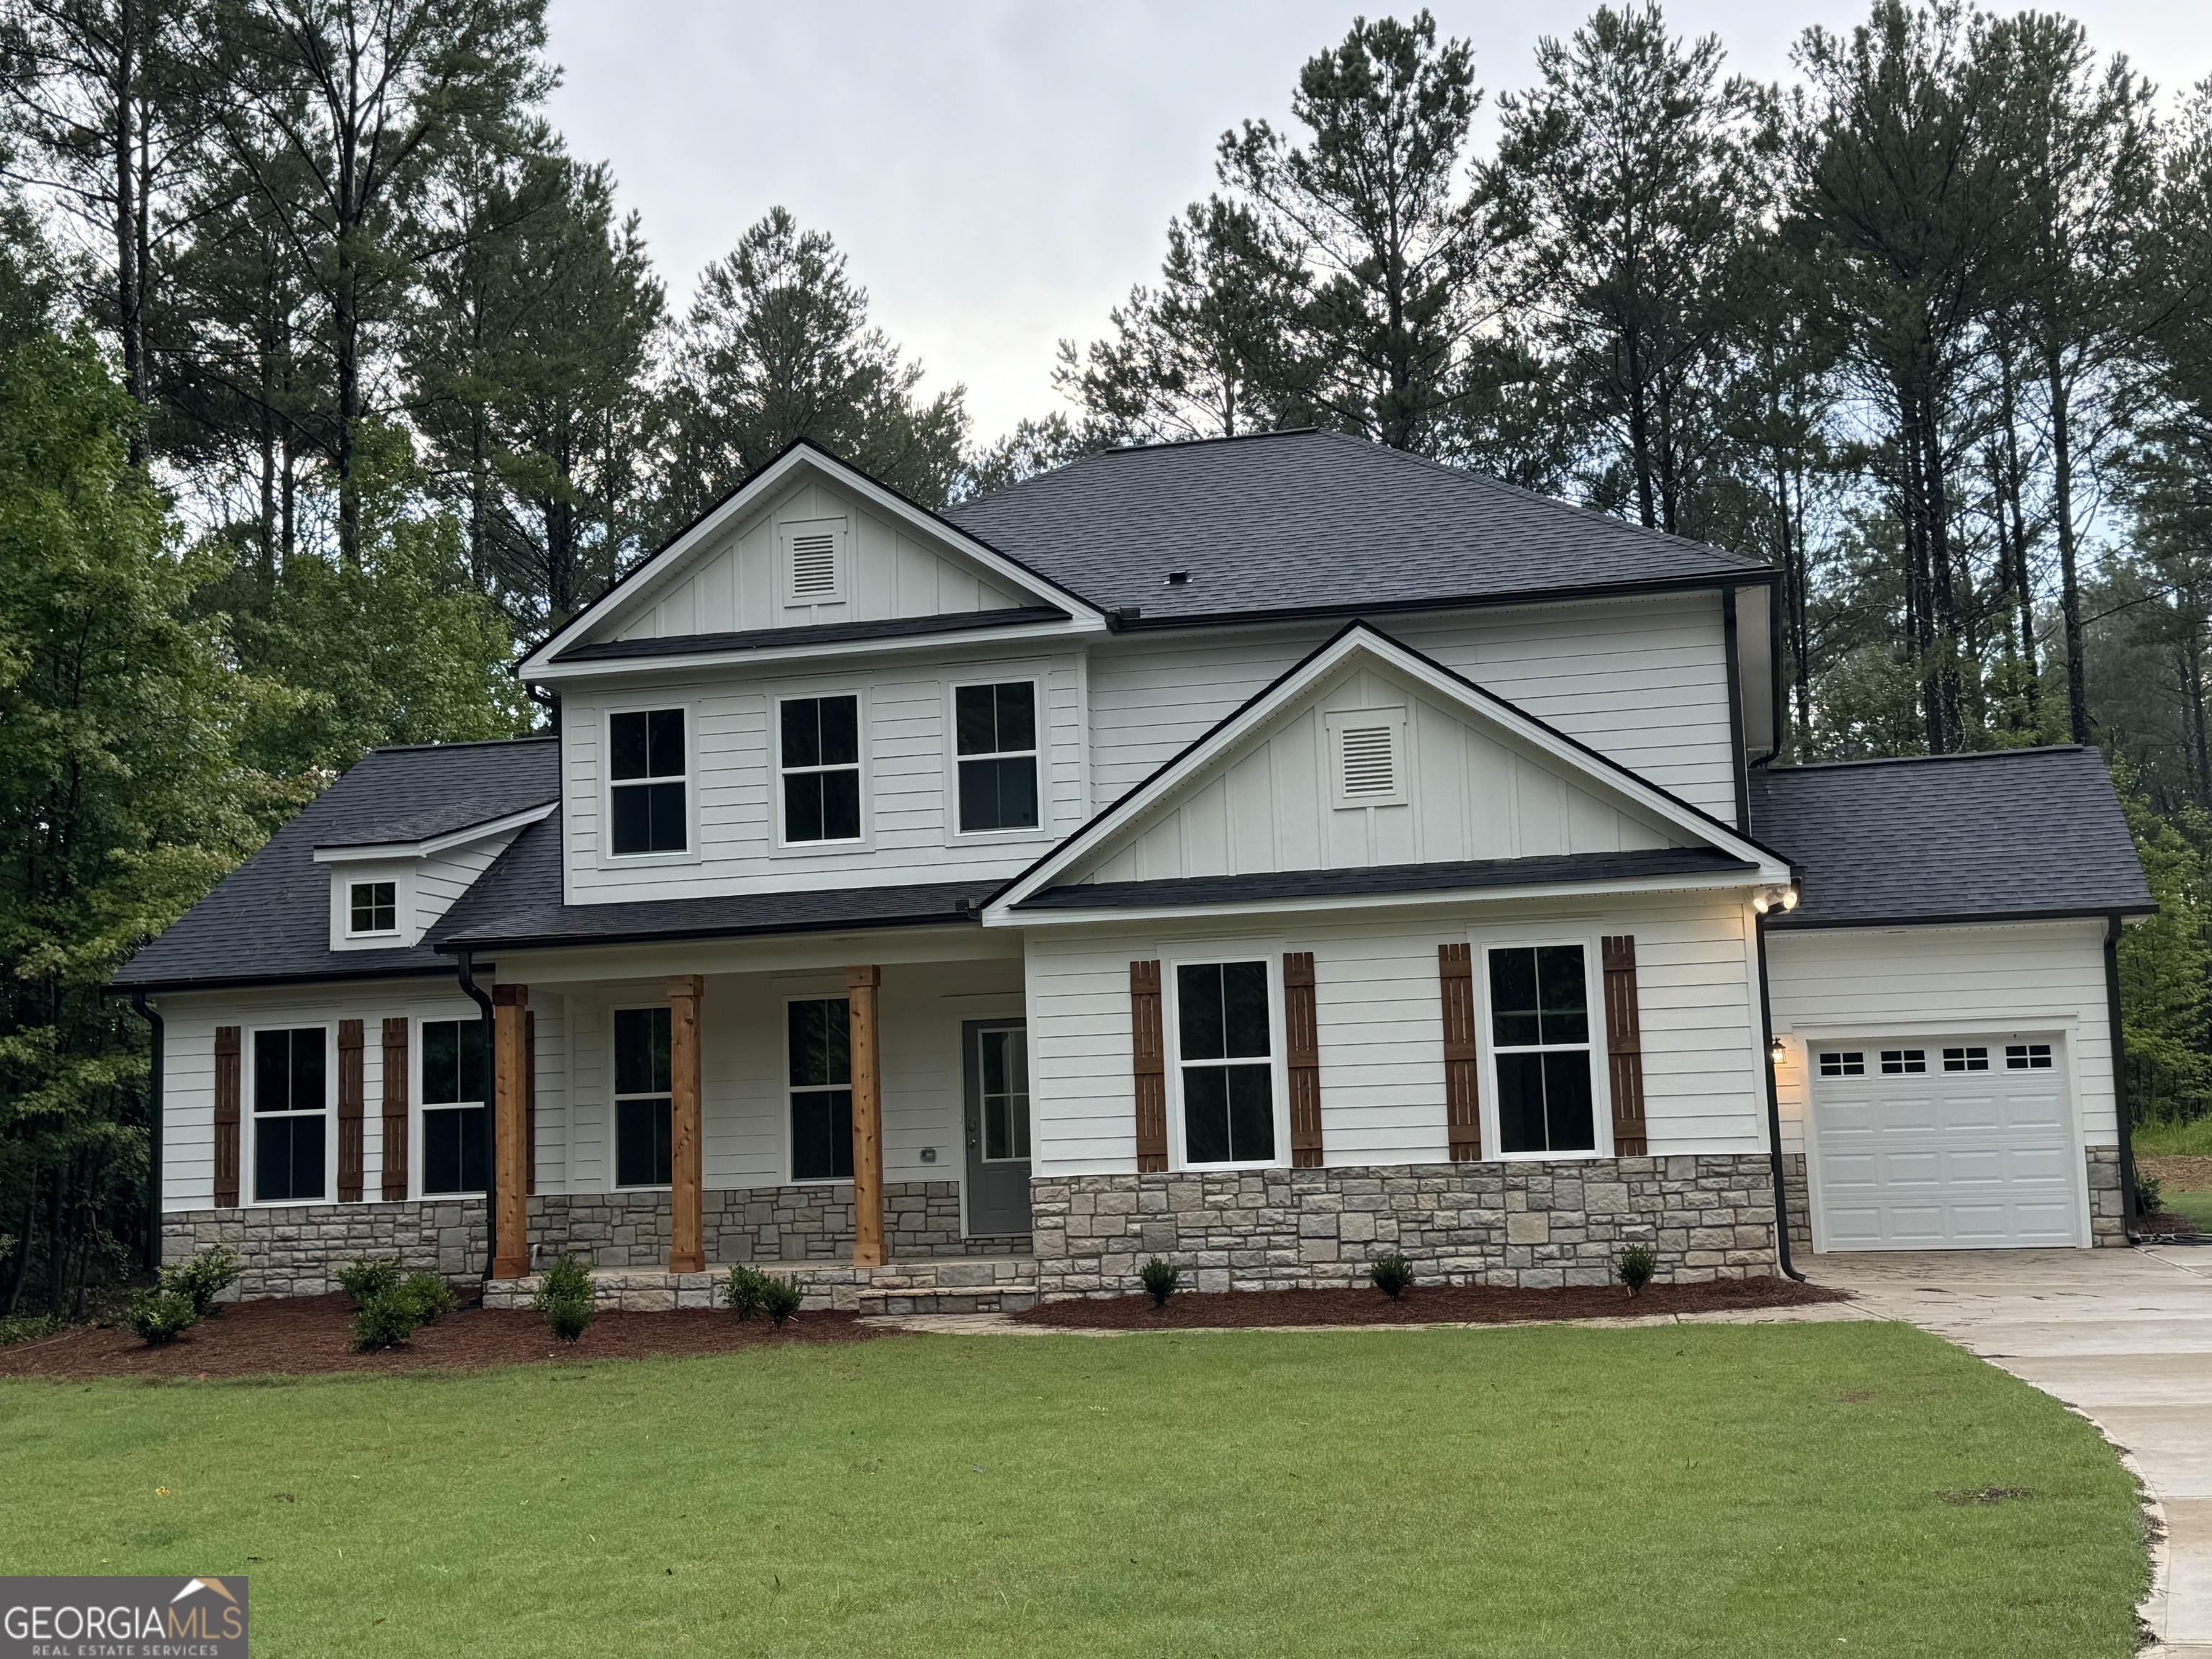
[
  {"xmin": 956, "ymin": 682, "xmax": 1039, "ymax": 833},
  {"xmin": 1488, "ymin": 945, "xmax": 1595, "ymax": 1155},
  {"xmin": 1176, "ymin": 961, "xmax": 1276, "ymax": 1166},
  {"xmin": 349, "ymin": 880, "xmax": 397, "ymax": 935},
  {"xmin": 610, "ymin": 709, "xmax": 686, "ymax": 855},
  {"xmin": 253, "ymin": 1027, "xmax": 327, "ymax": 1203},
  {"xmin": 781, "ymin": 695, "xmax": 861, "ymax": 844}
]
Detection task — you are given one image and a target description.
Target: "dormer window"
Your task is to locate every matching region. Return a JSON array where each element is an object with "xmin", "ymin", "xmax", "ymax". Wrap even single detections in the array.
[
  {"xmin": 610, "ymin": 709, "xmax": 687, "ymax": 855},
  {"xmin": 781, "ymin": 518, "xmax": 846, "ymax": 606},
  {"xmin": 349, "ymin": 881, "xmax": 397, "ymax": 936}
]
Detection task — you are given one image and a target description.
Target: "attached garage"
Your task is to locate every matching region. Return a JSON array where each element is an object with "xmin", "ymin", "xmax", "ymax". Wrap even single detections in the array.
[{"xmin": 1805, "ymin": 1039, "xmax": 2085, "ymax": 1249}]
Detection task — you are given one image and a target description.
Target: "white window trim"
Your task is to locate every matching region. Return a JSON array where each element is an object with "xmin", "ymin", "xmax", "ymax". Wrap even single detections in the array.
[
  {"xmin": 971, "ymin": 1019, "xmax": 1033, "ymax": 1165},
  {"xmin": 245, "ymin": 1022, "xmax": 334, "ymax": 1208},
  {"xmin": 596, "ymin": 699, "xmax": 700, "ymax": 869},
  {"xmin": 772, "ymin": 688, "xmax": 871, "ymax": 855},
  {"xmin": 778, "ymin": 515, "xmax": 849, "ymax": 609},
  {"xmin": 328, "ymin": 863, "xmax": 415, "ymax": 951},
  {"xmin": 414, "ymin": 1012, "xmax": 489, "ymax": 1201},
  {"xmin": 609, "ymin": 1001, "xmax": 673, "ymax": 1192},
  {"xmin": 944, "ymin": 673, "xmax": 1053, "ymax": 845},
  {"xmin": 1473, "ymin": 929, "xmax": 1611, "ymax": 1162},
  {"xmin": 1163, "ymin": 955, "xmax": 1290, "ymax": 1173},
  {"xmin": 344, "ymin": 877, "xmax": 402, "ymax": 940},
  {"xmin": 1324, "ymin": 705, "xmax": 1409, "ymax": 810}
]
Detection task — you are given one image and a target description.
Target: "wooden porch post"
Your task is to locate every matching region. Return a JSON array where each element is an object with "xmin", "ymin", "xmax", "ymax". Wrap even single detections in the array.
[
  {"xmin": 847, "ymin": 966, "xmax": 884, "ymax": 1267},
  {"xmin": 668, "ymin": 975, "xmax": 706, "ymax": 1273},
  {"xmin": 492, "ymin": 984, "xmax": 531, "ymax": 1279}
]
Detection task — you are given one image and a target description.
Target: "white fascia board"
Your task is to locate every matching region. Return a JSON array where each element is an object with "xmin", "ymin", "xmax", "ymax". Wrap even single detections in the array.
[
  {"xmin": 525, "ymin": 614, "xmax": 1106, "ymax": 685},
  {"xmin": 311, "ymin": 801, "xmax": 555, "ymax": 865},
  {"xmin": 520, "ymin": 444, "xmax": 1107, "ymax": 676},
  {"xmin": 986, "ymin": 868, "xmax": 1766, "ymax": 930},
  {"xmin": 982, "ymin": 621, "xmax": 1789, "ymax": 922}
]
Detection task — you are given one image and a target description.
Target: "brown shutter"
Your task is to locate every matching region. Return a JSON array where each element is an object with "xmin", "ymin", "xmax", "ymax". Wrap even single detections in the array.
[
  {"xmin": 380, "ymin": 1017, "xmax": 410, "ymax": 1200},
  {"xmin": 1284, "ymin": 952, "xmax": 1323, "ymax": 1167},
  {"xmin": 1130, "ymin": 960, "xmax": 1167, "ymax": 1173},
  {"xmin": 1601, "ymin": 935, "xmax": 1648, "ymax": 1156},
  {"xmin": 524, "ymin": 1008, "xmax": 538, "ymax": 1198},
  {"xmin": 336, "ymin": 1019, "xmax": 365, "ymax": 1202},
  {"xmin": 1439, "ymin": 945, "xmax": 1482, "ymax": 1161},
  {"xmin": 213, "ymin": 1025, "xmax": 242, "ymax": 1207}
]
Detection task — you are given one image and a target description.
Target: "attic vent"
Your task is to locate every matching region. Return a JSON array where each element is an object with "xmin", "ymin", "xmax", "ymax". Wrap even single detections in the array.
[
  {"xmin": 790, "ymin": 532, "xmax": 838, "ymax": 598},
  {"xmin": 1339, "ymin": 726, "xmax": 1397, "ymax": 799}
]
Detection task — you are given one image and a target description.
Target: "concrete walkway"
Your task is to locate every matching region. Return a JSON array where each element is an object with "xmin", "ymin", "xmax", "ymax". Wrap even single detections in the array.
[{"xmin": 1807, "ymin": 1246, "xmax": 2212, "ymax": 1658}]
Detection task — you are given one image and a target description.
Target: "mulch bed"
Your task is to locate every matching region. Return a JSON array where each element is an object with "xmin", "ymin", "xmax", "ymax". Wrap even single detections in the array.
[
  {"xmin": 1015, "ymin": 1275, "xmax": 1851, "ymax": 1330},
  {"xmin": 0, "ymin": 1292, "xmax": 881, "ymax": 1381},
  {"xmin": 2141, "ymin": 1155, "xmax": 2212, "ymax": 1190}
]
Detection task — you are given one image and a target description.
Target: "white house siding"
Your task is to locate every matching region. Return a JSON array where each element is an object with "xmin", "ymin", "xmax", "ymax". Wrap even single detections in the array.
[
  {"xmin": 1020, "ymin": 889, "xmax": 1766, "ymax": 1179},
  {"xmin": 1086, "ymin": 591, "xmax": 1740, "ymax": 824},
  {"xmin": 1763, "ymin": 920, "xmax": 2118, "ymax": 1156},
  {"xmin": 559, "ymin": 648, "xmax": 1087, "ymax": 903}
]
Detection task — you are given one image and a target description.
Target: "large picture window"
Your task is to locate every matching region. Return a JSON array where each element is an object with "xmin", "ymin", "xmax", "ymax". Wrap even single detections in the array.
[
  {"xmin": 421, "ymin": 1017, "xmax": 488, "ymax": 1195},
  {"xmin": 610, "ymin": 709, "xmax": 686, "ymax": 855},
  {"xmin": 253, "ymin": 1028, "xmax": 326, "ymax": 1202},
  {"xmin": 955, "ymin": 682, "xmax": 1039, "ymax": 832},
  {"xmin": 789, "ymin": 999, "xmax": 853, "ymax": 1181},
  {"xmin": 781, "ymin": 696, "xmax": 861, "ymax": 843},
  {"xmin": 1176, "ymin": 961, "xmax": 1276, "ymax": 1166},
  {"xmin": 613, "ymin": 1006, "xmax": 673, "ymax": 1187},
  {"xmin": 1488, "ymin": 945, "xmax": 1596, "ymax": 1155}
]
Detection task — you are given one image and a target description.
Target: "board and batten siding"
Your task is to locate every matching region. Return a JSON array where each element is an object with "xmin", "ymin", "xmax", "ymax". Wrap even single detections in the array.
[
  {"xmin": 1765, "ymin": 920, "xmax": 2119, "ymax": 1153},
  {"xmin": 1085, "ymin": 591, "xmax": 1740, "ymax": 824},
  {"xmin": 1023, "ymin": 892, "xmax": 1766, "ymax": 1179}
]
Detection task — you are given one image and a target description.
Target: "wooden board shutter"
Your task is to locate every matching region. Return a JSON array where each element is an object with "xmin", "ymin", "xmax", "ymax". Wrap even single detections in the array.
[
  {"xmin": 213, "ymin": 1025, "xmax": 242, "ymax": 1207},
  {"xmin": 1601, "ymin": 935, "xmax": 1648, "ymax": 1156},
  {"xmin": 525, "ymin": 1008, "xmax": 538, "ymax": 1197},
  {"xmin": 380, "ymin": 1017, "xmax": 410, "ymax": 1200},
  {"xmin": 1439, "ymin": 945, "xmax": 1482, "ymax": 1161},
  {"xmin": 1130, "ymin": 961, "xmax": 1168, "ymax": 1173},
  {"xmin": 336, "ymin": 1019, "xmax": 365, "ymax": 1202},
  {"xmin": 1284, "ymin": 952, "xmax": 1323, "ymax": 1167}
]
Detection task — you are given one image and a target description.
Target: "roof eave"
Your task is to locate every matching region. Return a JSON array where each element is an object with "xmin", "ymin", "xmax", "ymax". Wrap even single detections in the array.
[
  {"xmin": 1767, "ymin": 902, "xmax": 2157, "ymax": 932},
  {"xmin": 1099, "ymin": 568, "xmax": 1778, "ymax": 634}
]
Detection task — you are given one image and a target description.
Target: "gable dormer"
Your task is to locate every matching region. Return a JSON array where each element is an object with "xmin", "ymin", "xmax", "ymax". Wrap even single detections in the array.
[{"xmin": 313, "ymin": 802, "xmax": 556, "ymax": 951}]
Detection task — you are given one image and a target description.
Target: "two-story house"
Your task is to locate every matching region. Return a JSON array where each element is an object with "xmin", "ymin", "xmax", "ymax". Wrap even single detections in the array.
[{"xmin": 116, "ymin": 431, "xmax": 2154, "ymax": 1310}]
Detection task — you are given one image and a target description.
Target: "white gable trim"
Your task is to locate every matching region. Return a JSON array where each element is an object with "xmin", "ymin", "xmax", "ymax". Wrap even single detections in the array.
[
  {"xmin": 519, "ymin": 442, "xmax": 1107, "ymax": 678},
  {"xmin": 981, "ymin": 621, "xmax": 1792, "ymax": 922},
  {"xmin": 311, "ymin": 801, "xmax": 556, "ymax": 864}
]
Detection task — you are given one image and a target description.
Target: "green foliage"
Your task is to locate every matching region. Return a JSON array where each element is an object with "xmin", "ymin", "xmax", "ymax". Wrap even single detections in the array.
[
  {"xmin": 1140, "ymin": 1258, "xmax": 1180, "ymax": 1308},
  {"xmin": 534, "ymin": 1254, "xmax": 595, "ymax": 1343},
  {"xmin": 338, "ymin": 1258, "xmax": 403, "ymax": 1310},
  {"xmin": 2136, "ymin": 1172, "xmax": 2164, "ymax": 1214},
  {"xmin": 724, "ymin": 1264, "xmax": 772, "ymax": 1321},
  {"xmin": 760, "ymin": 1275, "xmax": 803, "ymax": 1327},
  {"xmin": 0, "ymin": 1312, "xmax": 66, "ymax": 1346},
  {"xmin": 1370, "ymin": 1254, "xmax": 1414, "ymax": 1299},
  {"xmin": 399, "ymin": 1272, "xmax": 458, "ymax": 1325},
  {"xmin": 158, "ymin": 1245, "xmax": 243, "ymax": 1318},
  {"xmin": 1617, "ymin": 1244, "xmax": 1658, "ymax": 1296},
  {"xmin": 350, "ymin": 1291, "xmax": 420, "ymax": 1352},
  {"xmin": 2111, "ymin": 766, "xmax": 2212, "ymax": 1125},
  {"xmin": 124, "ymin": 1288, "xmax": 199, "ymax": 1346}
]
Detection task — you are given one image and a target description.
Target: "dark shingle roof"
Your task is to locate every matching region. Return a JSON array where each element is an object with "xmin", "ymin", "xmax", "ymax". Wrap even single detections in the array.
[
  {"xmin": 1017, "ymin": 848, "xmax": 1755, "ymax": 912},
  {"xmin": 944, "ymin": 429, "xmax": 1766, "ymax": 624},
  {"xmin": 1749, "ymin": 746, "xmax": 2152, "ymax": 928},
  {"xmin": 431, "ymin": 815, "xmax": 995, "ymax": 950},
  {"xmin": 555, "ymin": 605, "xmax": 1068, "ymax": 665},
  {"xmin": 114, "ymin": 738, "xmax": 560, "ymax": 991}
]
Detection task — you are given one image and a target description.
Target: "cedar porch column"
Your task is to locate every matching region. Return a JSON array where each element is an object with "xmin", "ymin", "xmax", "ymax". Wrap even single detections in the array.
[
  {"xmin": 847, "ymin": 966, "xmax": 884, "ymax": 1267},
  {"xmin": 491, "ymin": 984, "xmax": 531, "ymax": 1279},
  {"xmin": 667, "ymin": 975, "xmax": 706, "ymax": 1273}
]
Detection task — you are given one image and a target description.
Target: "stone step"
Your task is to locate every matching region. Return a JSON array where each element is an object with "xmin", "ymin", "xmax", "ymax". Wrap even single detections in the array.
[{"xmin": 482, "ymin": 1256, "xmax": 1039, "ymax": 1313}]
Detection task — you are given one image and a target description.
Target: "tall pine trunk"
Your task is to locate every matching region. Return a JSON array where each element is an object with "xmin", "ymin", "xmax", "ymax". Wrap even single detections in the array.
[{"xmin": 2046, "ymin": 351, "xmax": 2091, "ymax": 744}]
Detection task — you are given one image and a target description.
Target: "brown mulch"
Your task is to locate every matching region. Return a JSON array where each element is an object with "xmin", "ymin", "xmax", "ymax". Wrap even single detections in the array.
[
  {"xmin": 2141, "ymin": 1155, "xmax": 2212, "ymax": 1192},
  {"xmin": 0, "ymin": 1292, "xmax": 882, "ymax": 1381},
  {"xmin": 1015, "ymin": 1275, "xmax": 1850, "ymax": 1330},
  {"xmin": 2139, "ymin": 1210, "xmax": 2201, "ymax": 1239}
]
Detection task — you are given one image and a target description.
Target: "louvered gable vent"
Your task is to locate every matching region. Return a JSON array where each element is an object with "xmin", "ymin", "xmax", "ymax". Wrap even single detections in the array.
[
  {"xmin": 784, "ymin": 521, "xmax": 844, "ymax": 604},
  {"xmin": 1328, "ymin": 707, "xmax": 1406, "ymax": 806}
]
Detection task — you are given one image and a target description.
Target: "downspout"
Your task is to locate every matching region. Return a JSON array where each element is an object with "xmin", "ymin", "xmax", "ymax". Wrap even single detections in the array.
[
  {"xmin": 131, "ymin": 991, "xmax": 163, "ymax": 1278},
  {"xmin": 2104, "ymin": 914, "xmax": 2141, "ymax": 1243},
  {"xmin": 456, "ymin": 950, "xmax": 499, "ymax": 1282},
  {"xmin": 1722, "ymin": 587, "xmax": 1752, "ymax": 832},
  {"xmin": 1754, "ymin": 911, "xmax": 1806, "ymax": 1281},
  {"xmin": 1761, "ymin": 577, "xmax": 1786, "ymax": 766}
]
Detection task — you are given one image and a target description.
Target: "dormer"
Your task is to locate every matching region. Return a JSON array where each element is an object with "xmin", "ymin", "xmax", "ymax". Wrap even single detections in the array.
[{"xmin": 312, "ymin": 801, "xmax": 557, "ymax": 950}]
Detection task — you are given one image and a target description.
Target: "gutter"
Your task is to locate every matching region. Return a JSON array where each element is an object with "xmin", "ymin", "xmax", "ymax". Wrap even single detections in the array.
[
  {"xmin": 455, "ymin": 950, "xmax": 500, "ymax": 1283},
  {"xmin": 131, "ymin": 991, "xmax": 163, "ymax": 1278},
  {"xmin": 1753, "ymin": 911, "xmax": 1807, "ymax": 1281},
  {"xmin": 2104, "ymin": 914, "xmax": 2142, "ymax": 1243}
]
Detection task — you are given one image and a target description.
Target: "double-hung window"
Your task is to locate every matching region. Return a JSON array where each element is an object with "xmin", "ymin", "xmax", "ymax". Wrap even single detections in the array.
[
  {"xmin": 1176, "ymin": 962, "xmax": 1276, "ymax": 1165},
  {"xmin": 781, "ymin": 696, "xmax": 861, "ymax": 843},
  {"xmin": 613, "ymin": 1007, "xmax": 673, "ymax": 1187},
  {"xmin": 253, "ymin": 1028, "xmax": 327, "ymax": 1202},
  {"xmin": 1488, "ymin": 945, "xmax": 1596, "ymax": 1155},
  {"xmin": 955, "ymin": 682, "xmax": 1038, "ymax": 832},
  {"xmin": 349, "ymin": 881, "xmax": 397, "ymax": 935},
  {"xmin": 610, "ymin": 709, "xmax": 686, "ymax": 855},
  {"xmin": 421, "ymin": 1018, "xmax": 488, "ymax": 1195},
  {"xmin": 789, "ymin": 999, "xmax": 853, "ymax": 1181}
]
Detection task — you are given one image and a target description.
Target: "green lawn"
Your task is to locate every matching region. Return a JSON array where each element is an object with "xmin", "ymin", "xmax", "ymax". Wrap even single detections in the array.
[{"xmin": 0, "ymin": 1325, "xmax": 2145, "ymax": 1658}]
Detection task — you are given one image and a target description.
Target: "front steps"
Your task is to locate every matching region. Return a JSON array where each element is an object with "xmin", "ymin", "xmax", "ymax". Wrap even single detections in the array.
[{"xmin": 481, "ymin": 1254, "xmax": 1040, "ymax": 1316}]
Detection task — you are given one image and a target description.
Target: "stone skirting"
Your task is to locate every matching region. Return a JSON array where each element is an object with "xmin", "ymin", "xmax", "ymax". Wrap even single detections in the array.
[
  {"xmin": 163, "ymin": 1201, "xmax": 488, "ymax": 1298},
  {"xmin": 1031, "ymin": 1155, "xmax": 1782, "ymax": 1298},
  {"xmin": 481, "ymin": 1256, "xmax": 1040, "ymax": 1316},
  {"xmin": 2089, "ymin": 1146, "xmax": 2126, "ymax": 1246}
]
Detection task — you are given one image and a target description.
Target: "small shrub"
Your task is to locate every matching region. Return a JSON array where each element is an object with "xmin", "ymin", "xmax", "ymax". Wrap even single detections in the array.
[
  {"xmin": 1617, "ymin": 1244, "xmax": 1658, "ymax": 1297},
  {"xmin": 534, "ymin": 1254, "xmax": 595, "ymax": 1344},
  {"xmin": 724, "ymin": 1264, "xmax": 771, "ymax": 1320},
  {"xmin": 351, "ymin": 1290, "xmax": 419, "ymax": 1352},
  {"xmin": 0, "ymin": 1313, "xmax": 66, "ymax": 1348},
  {"xmin": 398, "ymin": 1272, "xmax": 457, "ymax": 1325},
  {"xmin": 2137, "ymin": 1172, "xmax": 2165, "ymax": 1214},
  {"xmin": 1140, "ymin": 1257, "xmax": 1180, "ymax": 1308},
  {"xmin": 544, "ymin": 1296, "xmax": 593, "ymax": 1343},
  {"xmin": 125, "ymin": 1290, "xmax": 199, "ymax": 1346},
  {"xmin": 336, "ymin": 1256, "xmax": 402, "ymax": 1308},
  {"xmin": 159, "ymin": 1244, "xmax": 243, "ymax": 1317},
  {"xmin": 761, "ymin": 1276, "xmax": 803, "ymax": 1327},
  {"xmin": 1370, "ymin": 1253, "xmax": 1414, "ymax": 1299}
]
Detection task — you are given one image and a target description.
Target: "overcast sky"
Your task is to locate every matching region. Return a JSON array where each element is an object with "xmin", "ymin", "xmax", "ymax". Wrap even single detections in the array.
[{"xmin": 543, "ymin": 1, "xmax": 2211, "ymax": 444}]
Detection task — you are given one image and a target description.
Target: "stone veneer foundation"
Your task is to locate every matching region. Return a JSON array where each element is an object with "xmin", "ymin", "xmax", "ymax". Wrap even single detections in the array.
[{"xmin": 2087, "ymin": 1146, "xmax": 2126, "ymax": 1246}]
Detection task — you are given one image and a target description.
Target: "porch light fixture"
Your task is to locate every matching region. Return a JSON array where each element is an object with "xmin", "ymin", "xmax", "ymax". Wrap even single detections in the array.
[
  {"xmin": 1769, "ymin": 1036, "xmax": 1788, "ymax": 1064},
  {"xmin": 1752, "ymin": 885, "xmax": 1801, "ymax": 914}
]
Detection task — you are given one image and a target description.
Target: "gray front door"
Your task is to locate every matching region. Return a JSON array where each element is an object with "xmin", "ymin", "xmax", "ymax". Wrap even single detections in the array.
[{"xmin": 963, "ymin": 1019, "xmax": 1032, "ymax": 1236}]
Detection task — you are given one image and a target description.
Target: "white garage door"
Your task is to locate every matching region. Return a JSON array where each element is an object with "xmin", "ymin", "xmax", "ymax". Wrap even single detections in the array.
[{"xmin": 1809, "ymin": 1040, "xmax": 2084, "ymax": 1250}]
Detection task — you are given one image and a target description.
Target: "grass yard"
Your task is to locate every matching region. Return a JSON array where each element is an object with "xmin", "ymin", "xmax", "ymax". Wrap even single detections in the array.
[
  {"xmin": 2136, "ymin": 1118, "xmax": 2212, "ymax": 1157},
  {"xmin": 0, "ymin": 1323, "xmax": 2144, "ymax": 1658}
]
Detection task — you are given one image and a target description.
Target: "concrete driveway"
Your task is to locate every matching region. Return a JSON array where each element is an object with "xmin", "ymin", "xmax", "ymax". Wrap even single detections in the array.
[{"xmin": 1807, "ymin": 1246, "xmax": 2212, "ymax": 1658}]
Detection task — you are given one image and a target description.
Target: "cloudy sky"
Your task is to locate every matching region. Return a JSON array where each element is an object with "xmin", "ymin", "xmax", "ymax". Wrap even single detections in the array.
[{"xmin": 543, "ymin": 0, "xmax": 2211, "ymax": 444}]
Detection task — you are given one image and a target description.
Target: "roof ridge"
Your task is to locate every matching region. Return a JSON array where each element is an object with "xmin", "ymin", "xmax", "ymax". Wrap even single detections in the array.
[
  {"xmin": 1757, "ymin": 745, "xmax": 2089, "ymax": 774},
  {"xmin": 1101, "ymin": 427, "xmax": 1320, "ymax": 456},
  {"xmin": 367, "ymin": 734, "xmax": 558, "ymax": 755}
]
